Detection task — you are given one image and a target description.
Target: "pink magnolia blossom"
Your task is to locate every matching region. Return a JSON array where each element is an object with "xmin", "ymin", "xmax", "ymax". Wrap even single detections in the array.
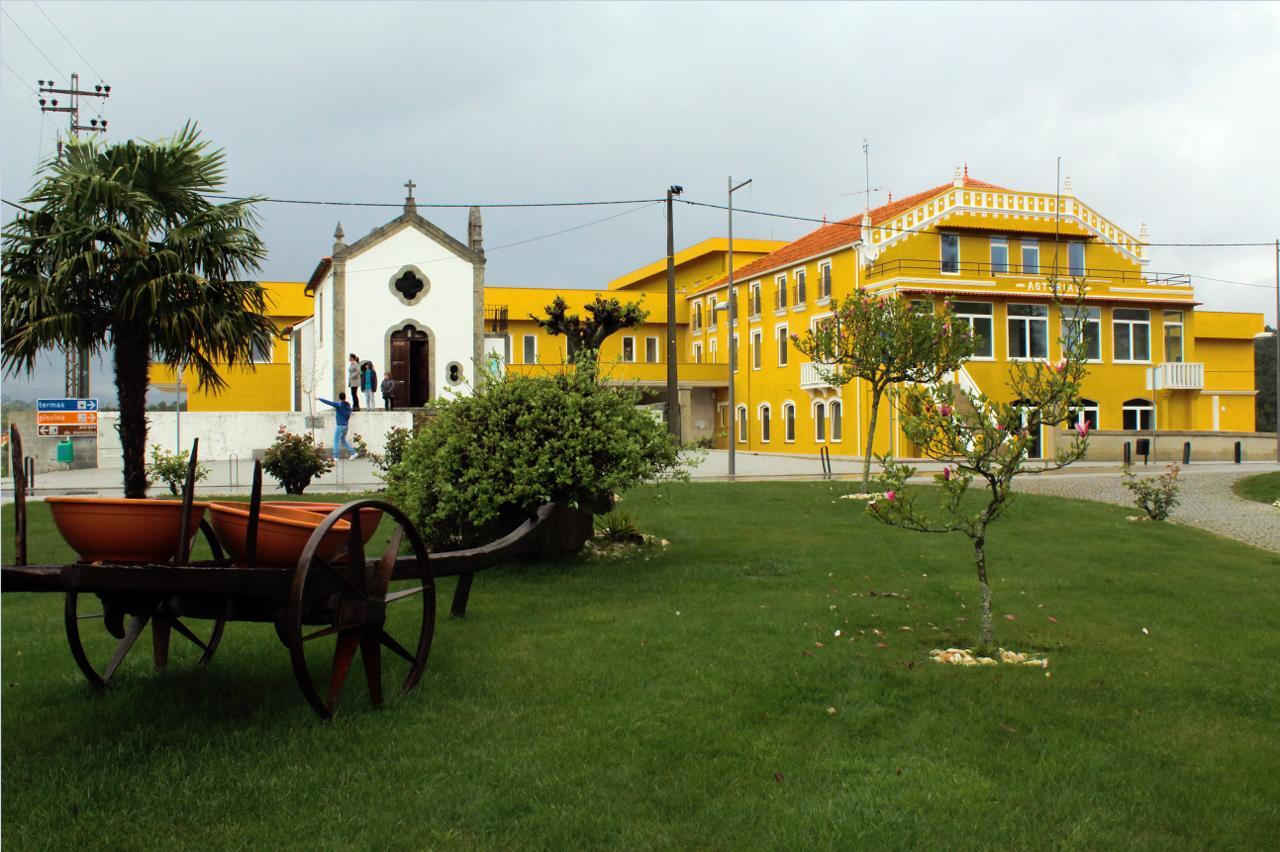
[
  {"xmin": 1053, "ymin": 359, "xmax": 1067, "ymax": 373},
  {"xmin": 939, "ymin": 403, "xmax": 953, "ymax": 417},
  {"xmin": 942, "ymin": 466, "xmax": 952, "ymax": 481},
  {"xmin": 884, "ymin": 490, "xmax": 897, "ymax": 503},
  {"xmin": 1075, "ymin": 420, "xmax": 1091, "ymax": 437},
  {"xmin": 996, "ymin": 424, "xmax": 1006, "ymax": 432}
]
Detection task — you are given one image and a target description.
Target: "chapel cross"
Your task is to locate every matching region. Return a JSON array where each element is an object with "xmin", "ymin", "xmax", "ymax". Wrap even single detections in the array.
[{"xmin": 404, "ymin": 179, "xmax": 416, "ymax": 200}]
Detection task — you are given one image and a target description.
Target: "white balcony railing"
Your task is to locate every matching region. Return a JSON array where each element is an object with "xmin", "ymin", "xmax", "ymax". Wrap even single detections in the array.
[
  {"xmin": 800, "ymin": 362, "xmax": 836, "ymax": 390},
  {"xmin": 1148, "ymin": 362, "xmax": 1204, "ymax": 391}
]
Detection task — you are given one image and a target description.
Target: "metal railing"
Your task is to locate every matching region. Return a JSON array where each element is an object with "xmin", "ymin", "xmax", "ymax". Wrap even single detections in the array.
[
  {"xmin": 865, "ymin": 258, "xmax": 1192, "ymax": 287},
  {"xmin": 485, "ymin": 306, "xmax": 509, "ymax": 333}
]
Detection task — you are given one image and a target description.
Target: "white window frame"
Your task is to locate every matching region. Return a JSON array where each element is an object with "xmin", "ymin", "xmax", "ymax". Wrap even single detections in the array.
[
  {"xmin": 758, "ymin": 403, "xmax": 771, "ymax": 443},
  {"xmin": 990, "ymin": 235, "xmax": 1009, "ymax": 274},
  {"xmin": 1071, "ymin": 399, "xmax": 1100, "ymax": 431},
  {"xmin": 621, "ymin": 335, "xmax": 637, "ymax": 363},
  {"xmin": 709, "ymin": 338, "xmax": 718, "ymax": 364},
  {"xmin": 940, "ymin": 232, "xmax": 960, "ymax": 274},
  {"xmin": 692, "ymin": 300, "xmax": 703, "ymax": 333},
  {"xmin": 750, "ymin": 329, "xmax": 762, "ymax": 370},
  {"xmin": 523, "ymin": 334, "xmax": 537, "ymax": 364},
  {"xmin": 775, "ymin": 274, "xmax": 788, "ymax": 312},
  {"xmin": 692, "ymin": 341, "xmax": 703, "ymax": 364},
  {"xmin": 1113, "ymin": 308, "xmax": 1151, "ymax": 363},
  {"xmin": 736, "ymin": 404, "xmax": 748, "ymax": 443},
  {"xmin": 708, "ymin": 295, "xmax": 719, "ymax": 330},
  {"xmin": 1163, "ymin": 310, "xmax": 1184, "ymax": 363},
  {"xmin": 1007, "ymin": 303, "xmax": 1049, "ymax": 361},
  {"xmin": 1061, "ymin": 305, "xmax": 1102, "ymax": 363},
  {"xmin": 793, "ymin": 268, "xmax": 807, "ymax": 308},
  {"xmin": 953, "ymin": 301, "xmax": 994, "ymax": 360},
  {"xmin": 1122, "ymin": 399, "xmax": 1155, "ymax": 431},
  {"xmin": 1021, "ymin": 238, "xmax": 1040, "ymax": 275},
  {"xmin": 249, "ymin": 337, "xmax": 274, "ymax": 365},
  {"xmin": 1068, "ymin": 241, "xmax": 1086, "ymax": 277},
  {"xmin": 749, "ymin": 281, "xmax": 762, "ymax": 318},
  {"xmin": 813, "ymin": 400, "xmax": 827, "ymax": 443},
  {"xmin": 783, "ymin": 401, "xmax": 796, "ymax": 443},
  {"xmin": 829, "ymin": 400, "xmax": 843, "ymax": 443},
  {"xmin": 776, "ymin": 323, "xmax": 789, "ymax": 367},
  {"xmin": 645, "ymin": 336, "xmax": 659, "ymax": 364},
  {"xmin": 818, "ymin": 260, "xmax": 832, "ymax": 301}
]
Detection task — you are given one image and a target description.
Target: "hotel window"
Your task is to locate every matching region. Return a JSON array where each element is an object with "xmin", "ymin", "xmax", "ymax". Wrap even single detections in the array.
[
  {"xmin": 1062, "ymin": 305, "xmax": 1101, "ymax": 361},
  {"xmin": 751, "ymin": 330, "xmax": 762, "ymax": 370},
  {"xmin": 1113, "ymin": 308, "xmax": 1151, "ymax": 362},
  {"xmin": 1008, "ymin": 303, "xmax": 1049, "ymax": 359},
  {"xmin": 953, "ymin": 301, "xmax": 994, "ymax": 358},
  {"xmin": 830, "ymin": 400, "xmax": 842, "ymax": 442},
  {"xmin": 692, "ymin": 301, "xmax": 703, "ymax": 331},
  {"xmin": 760, "ymin": 404, "xmax": 771, "ymax": 442},
  {"xmin": 818, "ymin": 261, "xmax": 832, "ymax": 300},
  {"xmin": 1021, "ymin": 238, "xmax": 1039, "ymax": 274},
  {"xmin": 522, "ymin": 334, "xmax": 537, "ymax": 364},
  {"xmin": 776, "ymin": 325, "xmax": 789, "ymax": 367},
  {"xmin": 693, "ymin": 342, "xmax": 703, "ymax": 364},
  {"xmin": 815, "ymin": 402, "xmax": 826, "ymax": 442},
  {"xmin": 249, "ymin": 337, "xmax": 274, "ymax": 364},
  {"xmin": 710, "ymin": 338, "xmax": 718, "ymax": 364},
  {"xmin": 940, "ymin": 233, "xmax": 960, "ymax": 273},
  {"xmin": 749, "ymin": 281, "xmax": 762, "ymax": 317},
  {"xmin": 910, "ymin": 299, "xmax": 933, "ymax": 315},
  {"xmin": 1071, "ymin": 398, "xmax": 1100, "ymax": 431},
  {"xmin": 708, "ymin": 296, "xmax": 719, "ymax": 329},
  {"xmin": 732, "ymin": 334, "xmax": 739, "ymax": 372},
  {"xmin": 793, "ymin": 269, "xmax": 807, "ymax": 306},
  {"xmin": 784, "ymin": 402, "xmax": 796, "ymax": 442},
  {"xmin": 1163, "ymin": 311, "xmax": 1184, "ymax": 362},
  {"xmin": 645, "ymin": 336, "xmax": 659, "ymax": 363},
  {"xmin": 621, "ymin": 336, "xmax": 636, "ymax": 363},
  {"xmin": 990, "ymin": 236, "xmax": 1009, "ymax": 274},
  {"xmin": 1068, "ymin": 241, "xmax": 1086, "ymax": 277},
  {"xmin": 737, "ymin": 405, "xmax": 748, "ymax": 443},
  {"xmin": 1122, "ymin": 398, "xmax": 1155, "ymax": 431},
  {"xmin": 775, "ymin": 274, "xmax": 788, "ymax": 311}
]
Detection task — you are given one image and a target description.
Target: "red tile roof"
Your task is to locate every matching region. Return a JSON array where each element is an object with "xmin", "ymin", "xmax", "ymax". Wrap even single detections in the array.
[{"xmin": 694, "ymin": 176, "xmax": 1005, "ymax": 295}]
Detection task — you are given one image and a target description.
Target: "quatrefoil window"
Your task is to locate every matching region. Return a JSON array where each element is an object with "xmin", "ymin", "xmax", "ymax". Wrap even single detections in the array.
[{"xmin": 394, "ymin": 270, "xmax": 426, "ymax": 301}]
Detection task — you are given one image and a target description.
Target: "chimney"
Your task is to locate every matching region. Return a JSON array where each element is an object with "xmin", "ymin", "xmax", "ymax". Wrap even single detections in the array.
[{"xmin": 468, "ymin": 206, "xmax": 484, "ymax": 254}]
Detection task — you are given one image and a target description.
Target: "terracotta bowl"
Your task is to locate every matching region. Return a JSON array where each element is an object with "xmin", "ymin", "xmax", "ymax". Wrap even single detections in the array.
[
  {"xmin": 261, "ymin": 502, "xmax": 383, "ymax": 544},
  {"xmin": 207, "ymin": 502, "xmax": 352, "ymax": 567},
  {"xmin": 45, "ymin": 497, "xmax": 210, "ymax": 564}
]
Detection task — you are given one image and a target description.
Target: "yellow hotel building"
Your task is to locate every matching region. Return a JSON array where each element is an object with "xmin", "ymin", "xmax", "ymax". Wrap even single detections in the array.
[{"xmin": 157, "ymin": 171, "xmax": 1264, "ymax": 460}]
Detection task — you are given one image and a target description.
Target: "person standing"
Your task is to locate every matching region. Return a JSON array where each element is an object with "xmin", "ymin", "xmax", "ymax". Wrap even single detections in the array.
[
  {"xmin": 318, "ymin": 392, "xmax": 359, "ymax": 459},
  {"xmin": 347, "ymin": 353, "xmax": 361, "ymax": 410},
  {"xmin": 380, "ymin": 374, "xmax": 396, "ymax": 410},
  {"xmin": 361, "ymin": 361, "xmax": 378, "ymax": 410}
]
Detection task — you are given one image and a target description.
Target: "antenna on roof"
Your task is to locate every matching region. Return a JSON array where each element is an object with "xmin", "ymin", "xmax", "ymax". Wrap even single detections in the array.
[{"xmin": 841, "ymin": 139, "xmax": 882, "ymax": 208}]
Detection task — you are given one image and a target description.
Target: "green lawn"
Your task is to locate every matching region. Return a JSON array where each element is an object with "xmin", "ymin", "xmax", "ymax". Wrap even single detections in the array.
[
  {"xmin": 1232, "ymin": 471, "xmax": 1280, "ymax": 504},
  {"xmin": 3, "ymin": 483, "xmax": 1278, "ymax": 850}
]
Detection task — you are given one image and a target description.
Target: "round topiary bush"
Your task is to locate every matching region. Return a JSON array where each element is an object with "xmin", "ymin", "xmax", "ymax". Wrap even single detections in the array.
[{"xmin": 384, "ymin": 359, "xmax": 688, "ymax": 550}]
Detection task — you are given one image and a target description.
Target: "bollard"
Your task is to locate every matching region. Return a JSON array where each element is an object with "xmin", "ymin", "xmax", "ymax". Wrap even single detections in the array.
[
  {"xmin": 1123, "ymin": 441, "xmax": 1132, "ymax": 466},
  {"xmin": 1182, "ymin": 441, "xmax": 1191, "ymax": 465},
  {"xmin": 1234, "ymin": 441, "xmax": 1242, "ymax": 464}
]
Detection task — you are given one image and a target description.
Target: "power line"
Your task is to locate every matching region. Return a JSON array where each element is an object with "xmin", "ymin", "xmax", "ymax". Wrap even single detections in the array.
[
  {"xmin": 33, "ymin": 1, "xmax": 103, "ymax": 80},
  {"xmin": 1, "ymin": 59, "xmax": 38, "ymax": 93},
  {"xmin": 0, "ymin": 7, "xmax": 66, "ymax": 79},
  {"xmin": 214, "ymin": 194, "xmax": 664, "ymax": 209},
  {"xmin": 488, "ymin": 201, "xmax": 662, "ymax": 251}
]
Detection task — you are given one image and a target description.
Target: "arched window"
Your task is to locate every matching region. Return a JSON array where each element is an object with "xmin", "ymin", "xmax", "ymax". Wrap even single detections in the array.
[
  {"xmin": 830, "ymin": 400, "xmax": 842, "ymax": 442},
  {"xmin": 1122, "ymin": 398, "xmax": 1155, "ymax": 431},
  {"xmin": 783, "ymin": 402, "xmax": 796, "ymax": 443},
  {"xmin": 759, "ymin": 404, "xmax": 771, "ymax": 443},
  {"xmin": 737, "ymin": 405, "xmax": 748, "ymax": 443},
  {"xmin": 815, "ymin": 401, "xmax": 826, "ymax": 442},
  {"xmin": 1071, "ymin": 398, "xmax": 1099, "ymax": 430}
]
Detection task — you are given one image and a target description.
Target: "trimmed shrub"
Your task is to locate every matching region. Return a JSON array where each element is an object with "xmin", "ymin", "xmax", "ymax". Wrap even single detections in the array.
[
  {"xmin": 146, "ymin": 444, "xmax": 210, "ymax": 495},
  {"xmin": 1123, "ymin": 464, "xmax": 1181, "ymax": 521},
  {"xmin": 261, "ymin": 426, "xmax": 334, "ymax": 494}
]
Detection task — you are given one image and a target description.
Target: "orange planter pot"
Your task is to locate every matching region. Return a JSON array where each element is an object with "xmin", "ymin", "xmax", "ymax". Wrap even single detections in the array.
[
  {"xmin": 261, "ymin": 502, "xmax": 383, "ymax": 544},
  {"xmin": 207, "ymin": 502, "xmax": 352, "ymax": 567},
  {"xmin": 45, "ymin": 497, "xmax": 210, "ymax": 564}
]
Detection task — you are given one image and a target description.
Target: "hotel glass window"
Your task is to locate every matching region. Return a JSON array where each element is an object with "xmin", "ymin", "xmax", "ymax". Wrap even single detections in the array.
[
  {"xmin": 708, "ymin": 296, "xmax": 718, "ymax": 328},
  {"xmin": 784, "ymin": 403, "xmax": 796, "ymax": 442},
  {"xmin": 775, "ymin": 274, "xmax": 788, "ymax": 310},
  {"xmin": 941, "ymin": 233, "xmax": 960, "ymax": 273},
  {"xmin": 793, "ymin": 269, "xmax": 807, "ymax": 305},
  {"xmin": 732, "ymin": 334, "xmax": 739, "ymax": 372},
  {"xmin": 645, "ymin": 336, "xmax": 659, "ymax": 363},
  {"xmin": 760, "ymin": 405, "xmax": 771, "ymax": 442},
  {"xmin": 1163, "ymin": 311, "xmax": 1184, "ymax": 362},
  {"xmin": 692, "ymin": 301, "xmax": 703, "ymax": 331},
  {"xmin": 737, "ymin": 406, "xmax": 748, "ymax": 443},
  {"xmin": 819, "ymin": 261, "xmax": 832, "ymax": 300},
  {"xmin": 953, "ymin": 301, "xmax": 994, "ymax": 358},
  {"xmin": 777, "ymin": 325, "xmax": 789, "ymax": 367},
  {"xmin": 1014, "ymin": 402, "xmax": 1043, "ymax": 459},
  {"xmin": 522, "ymin": 334, "xmax": 537, "ymax": 364},
  {"xmin": 910, "ymin": 299, "xmax": 932, "ymax": 315},
  {"xmin": 1008, "ymin": 303, "xmax": 1049, "ymax": 359},
  {"xmin": 1021, "ymin": 238, "xmax": 1039, "ymax": 274},
  {"xmin": 990, "ymin": 236, "xmax": 1009, "ymax": 274},
  {"xmin": 710, "ymin": 338, "xmax": 718, "ymax": 364},
  {"xmin": 1062, "ymin": 305, "xmax": 1101, "ymax": 361},
  {"xmin": 249, "ymin": 337, "xmax": 274, "ymax": 364},
  {"xmin": 1122, "ymin": 398, "xmax": 1155, "ymax": 431},
  {"xmin": 1113, "ymin": 308, "xmax": 1151, "ymax": 362},
  {"xmin": 830, "ymin": 400, "xmax": 842, "ymax": 441},
  {"xmin": 693, "ymin": 342, "xmax": 703, "ymax": 364},
  {"xmin": 750, "ymin": 282, "xmax": 761, "ymax": 317},
  {"xmin": 815, "ymin": 402, "xmax": 826, "ymax": 442},
  {"xmin": 621, "ymin": 336, "xmax": 636, "ymax": 363},
  {"xmin": 1068, "ymin": 241, "xmax": 1086, "ymax": 277},
  {"xmin": 1071, "ymin": 398, "xmax": 1099, "ymax": 431},
  {"xmin": 751, "ymin": 330, "xmax": 762, "ymax": 370}
]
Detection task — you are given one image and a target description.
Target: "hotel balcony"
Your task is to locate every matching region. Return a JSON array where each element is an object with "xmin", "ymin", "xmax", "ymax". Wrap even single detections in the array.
[
  {"xmin": 506, "ymin": 361, "xmax": 730, "ymax": 387},
  {"xmin": 865, "ymin": 258, "xmax": 1191, "ymax": 287},
  {"xmin": 800, "ymin": 362, "xmax": 837, "ymax": 390},
  {"xmin": 1148, "ymin": 362, "xmax": 1205, "ymax": 391}
]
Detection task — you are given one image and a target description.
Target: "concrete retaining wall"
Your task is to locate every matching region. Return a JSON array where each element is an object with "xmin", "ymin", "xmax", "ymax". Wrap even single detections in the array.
[{"xmin": 1068, "ymin": 430, "xmax": 1276, "ymax": 463}]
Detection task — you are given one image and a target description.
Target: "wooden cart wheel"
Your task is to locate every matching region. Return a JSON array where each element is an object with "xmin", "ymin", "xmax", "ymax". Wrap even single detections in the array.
[
  {"xmin": 285, "ymin": 500, "xmax": 435, "ymax": 719},
  {"xmin": 63, "ymin": 519, "xmax": 230, "ymax": 690}
]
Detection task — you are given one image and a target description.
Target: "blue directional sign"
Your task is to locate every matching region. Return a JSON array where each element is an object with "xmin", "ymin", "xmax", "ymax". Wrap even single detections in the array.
[{"xmin": 37, "ymin": 398, "xmax": 99, "ymax": 412}]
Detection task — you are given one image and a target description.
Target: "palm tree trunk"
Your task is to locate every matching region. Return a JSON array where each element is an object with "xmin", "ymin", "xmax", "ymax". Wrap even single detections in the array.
[
  {"xmin": 862, "ymin": 385, "xmax": 884, "ymax": 492},
  {"xmin": 114, "ymin": 328, "xmax": 151, "ymax": 498}
]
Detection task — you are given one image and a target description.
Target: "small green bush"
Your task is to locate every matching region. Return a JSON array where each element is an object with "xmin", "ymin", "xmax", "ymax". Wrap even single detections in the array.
[
  {"xmin": 1123, "ymin": 463, "xmax": 1181, "ymax": 521},
  {"xmin": 146, "ymin": 444, "xmax": 210, "ymax": 495},
  {"xmin": 374, "ymin": 425, "xmax": 413, "ymax": 476},
  {"xmin": 385, "ymin": 358, "xmax": 689, "ymax": 548},
  {"xmin": 261, "ymin": 426, "xmax": 333, "ymax": 494}
]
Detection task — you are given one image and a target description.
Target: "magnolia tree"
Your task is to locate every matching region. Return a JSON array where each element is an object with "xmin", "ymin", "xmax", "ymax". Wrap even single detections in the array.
[
  {"xmin": 867, "ymin": 285, "xmax": 1092, "ymax": 649},
  {"xmin": 532, "ymin": 295, "xmax": 648, "ymax": 373},
  {"xmin": 792, "ymin": 291, "xmax": 978, "ymax": 491}
]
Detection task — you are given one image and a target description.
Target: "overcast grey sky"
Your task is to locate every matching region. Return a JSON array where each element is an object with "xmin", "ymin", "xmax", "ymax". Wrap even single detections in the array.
[{"xmin": 3, "ymin": 0, "xmax": 1278, "ymax": 402}]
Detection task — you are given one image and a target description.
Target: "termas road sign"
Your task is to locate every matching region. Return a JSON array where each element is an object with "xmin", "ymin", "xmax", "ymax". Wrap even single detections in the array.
[
  {"xmin": 36, "ymin": 424, "xmax": 98, "ymax": 437},
  {"xmin": 37, "ymin": 398, "xmax": 99, "ymax": 412},
  {"xmin": 36, "ymin": 411, "xmax": 98, "ymax": 426}
]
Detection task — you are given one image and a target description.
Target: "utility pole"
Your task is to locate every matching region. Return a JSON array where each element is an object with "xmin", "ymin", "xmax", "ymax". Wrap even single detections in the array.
[
  {"xmin": 665, "ymin": 185, "xmax": 683, "ymax": 440},
  {"xmin": 724, "ymin": 176, "xmax": 753, "ymax": 477},
  {"xmin": 38, "ymin": 73, "xmax": 111, "ymax": 398},
  {"xmin": 1274, "ymin": 239, "xmax": 1279, "ymax": 461}
]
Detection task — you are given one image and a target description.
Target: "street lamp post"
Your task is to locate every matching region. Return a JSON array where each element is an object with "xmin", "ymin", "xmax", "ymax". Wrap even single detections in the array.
[
  {"xmin": 723, "ymin": 176, "xmax": 752, "ymax": 477},
  {"xmin": 665, "ymin": 185, "xmax": 683, "ymax": 440}
]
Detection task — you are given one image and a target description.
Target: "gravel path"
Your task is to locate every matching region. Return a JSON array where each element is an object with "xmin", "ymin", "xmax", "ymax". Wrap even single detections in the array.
[{"xmin": 1013, "ymin": 469, "xmax": 1280, "ymax": 555}]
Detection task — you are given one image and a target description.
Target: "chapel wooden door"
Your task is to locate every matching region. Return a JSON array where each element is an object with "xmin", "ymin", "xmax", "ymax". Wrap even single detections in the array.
[
  {"xmin": 389, "ymin": 326, "xmax": 430, "ymax": 407},
  {"xmin": 389, "ymin": 335, "xmax": 409, "ymax": 404}
]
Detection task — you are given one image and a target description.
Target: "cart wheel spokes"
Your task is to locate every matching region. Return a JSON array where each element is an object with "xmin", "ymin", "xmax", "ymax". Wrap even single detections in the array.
[
  {"xmin": 65, "ymin": 592, "xmax": 227, "ymax": 689},
  {"xmin": 286, "ymin": 500, "xmax": 435, "ymax": 720}
]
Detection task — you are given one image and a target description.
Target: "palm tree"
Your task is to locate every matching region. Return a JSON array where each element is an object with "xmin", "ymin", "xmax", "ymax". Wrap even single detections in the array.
[{"xmin": 2, "ymin": 124, "xmax": 276, "ymax": 497}]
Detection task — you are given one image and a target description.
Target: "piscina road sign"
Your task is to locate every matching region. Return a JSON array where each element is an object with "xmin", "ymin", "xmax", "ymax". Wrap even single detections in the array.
[
  {"xmin": 36, "ymin": 411, "xmax": 98, "ymax": 426},
  {"xmin": 37, "ymin": 398, "xmax": 99, "ymax": 412}
]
